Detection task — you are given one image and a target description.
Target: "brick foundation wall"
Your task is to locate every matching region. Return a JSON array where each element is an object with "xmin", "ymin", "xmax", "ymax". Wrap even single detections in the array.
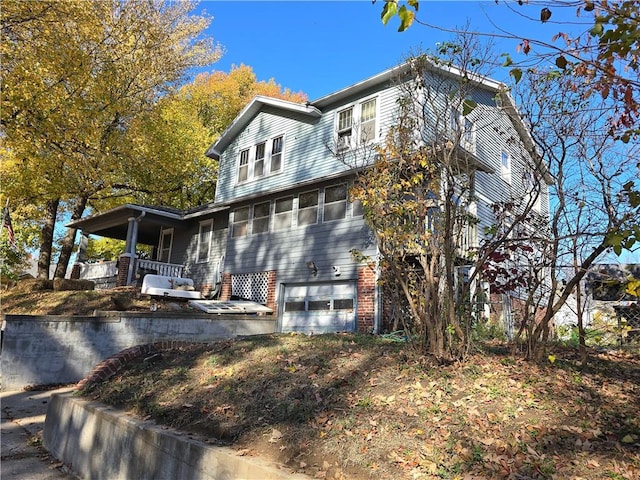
[
  {"xmin": 220, "ymin": 272, "xmax": 232, "ymax": 300},
  {"xmin": 266, "ymin": 270, "xmax": 277, "ymax": 315},
  {"xmin": 357, "ymin": 264, "xmax": 376, "ymax": 333},
  {"xmin": 116, "ymin": 255, "xmax": 130, "ymax": 287}
]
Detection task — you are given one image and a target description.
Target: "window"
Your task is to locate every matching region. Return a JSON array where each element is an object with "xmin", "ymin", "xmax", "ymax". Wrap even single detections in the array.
[
  {"xmin": 324, "ymin": 184, "xmax": 347, "ymax": 221},
  {"xmin": 253, "ymin": 201, "xmax": 270, "ymax": 234},
  {"xmin": 274, "ymin": 196, "xmax": 293, "ymax": 231},
  {"xmin": 254, "ymin": 142, "xmax": 265, "ymax": 178},
  {"xmin": 352, "ymin": 199, "xmax": 364, "ymax": 217},
  {"xmin": 523, "ymin": 171, "xmax": 541, "ymax": 212},
  {"xmin": 337, "ymin": 107, "xmax": 353, "ymax": 150},
  {"xmin": 238, "ymin": 149, "xmax": 249, "ymax": 183},
  {"xmin": 501, "ymin": 150, "xmax": 511, "ymax": 184},
  {"xmin": 336, "ymin": 98, "xmax": 378, "ymax": 150},
  {"xmin": 158, "ymin": 228, "xmax": 173, "ymax": 262},
  {"xmin": 360, "ymin": 98, "xmax": 377, "ymax": 143},
  {"xmin": 451, "ymin": 107, "xmax": 475, "ymax": 151},
  {"xmin": 196, "ymin": 220, "xmax": 213, "ymax": 263},
  {"xmin": 334, "ymin": 299, "xmax": 354, "ymax": 311},
  {"xmin": 232, "ymin": 207, "xmax": 250, "ymax": 238},
  {"xmin": 298, "ymin": 190, "xmax": 319, "ymax": 226},
  {"xmin": 463, "ymin": 117, "xmax": 475, "ymax": 148},
  {"xmin": 237, "ymin": 136, "xmax": 284, "ymax": 182},
  {"xmin": 270, "ymin": 136, "xmax": 283, "ymax": 172}
]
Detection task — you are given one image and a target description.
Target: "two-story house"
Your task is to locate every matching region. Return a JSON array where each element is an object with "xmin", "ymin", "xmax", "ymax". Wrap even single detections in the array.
[{"xmin": 69, "ymin": 60, "xmax": 551, "ymax": 334}]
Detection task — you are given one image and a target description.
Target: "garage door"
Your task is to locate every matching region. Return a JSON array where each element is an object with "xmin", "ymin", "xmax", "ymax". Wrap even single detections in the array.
[{"xmin": 281, "ymin": 282, "xmax": 356, "ymax": 333}]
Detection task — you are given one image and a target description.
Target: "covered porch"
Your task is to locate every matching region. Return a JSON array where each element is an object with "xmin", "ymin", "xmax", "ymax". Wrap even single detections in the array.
[{"xmin": 67, "ymin": 204, "xmax": 188, "ymax": 287}]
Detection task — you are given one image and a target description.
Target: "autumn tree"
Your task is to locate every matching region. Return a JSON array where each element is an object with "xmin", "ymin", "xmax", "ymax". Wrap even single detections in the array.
[
  {"xmin": 345, "ymin": 37, "xmax": 534, "ymax": 360},
  {"xmin": 376, "ymin": 0, "xmax": 640, "ymax": 257},
  {"xmin": 120, "ymin": 65, "xmax": 308, "ymax": 209},
  {"xmin": 508, "ymin": 67, "xmax": 640, "ymax": 361},
  {"xmin": 1, "ymin": 0, "xmax": 221, "ymax": 278}
]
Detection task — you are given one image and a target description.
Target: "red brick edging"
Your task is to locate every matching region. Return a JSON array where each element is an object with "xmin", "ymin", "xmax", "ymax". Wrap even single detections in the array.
[{"xmin": 75, "ymin": 341, "xmax": 202, "ymax": 391}]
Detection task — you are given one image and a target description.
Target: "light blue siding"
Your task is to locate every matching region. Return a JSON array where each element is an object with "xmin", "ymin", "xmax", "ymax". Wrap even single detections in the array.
[
  {"xmin": 201, "ymin": 62, "xmax": 550, "ymax": 333},
  {"xmin": 224, "ymin": 181, "xmax": 376, "ymax": 286},
  {"xmin": 174, "ymin": 211, "xmax": 229, "ymax": 289},
  {"xmin": 215, "ymin": 84, "xmax": 403, "ymax": 206}
]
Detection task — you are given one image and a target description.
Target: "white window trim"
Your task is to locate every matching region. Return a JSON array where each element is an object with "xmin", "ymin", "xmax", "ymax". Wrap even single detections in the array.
[
  {"xmin": 236, "ymin": 133, "xmax": 286, "ymax": 184},
  {"xmin": 274, "ymin": 195, "xmax": 294, "ymax": 231},
  {"xmin": 523, "ymin": 171, "xmax": 542, "ymax": 212},
  {"xmin": 501, "ymin": 150, "xmax": 512, "ymax": 184},
  {"xmin": 196, "ymin": 220, "xmax": 213, "ymax": 263},
  {"xmin": 252, "ymin": 201, "xmax": 271, "ymax": 235},
  {"xmin": 270, "ymin": 135, "xmax": 284, "ymax": 174},
  {"xmin": 231, "ymin": 207, "xmax": 250, "ymax": 238},
  {"xmin": 335, "ymin": 96, "xmax": 379, "ymax": 151},
  {"xmin": 451, "ymin": 107, "xmax": 476, "ymax": 153},
  {"xmin": 323, "ymin": 184, "xmax": 348, "ymax": 223},
  {"xmin": 158, "ymin": 228, "xmax": 174, "ymax": 263},
  {"xmin": 297, "ymin": 189, "xmax": 319, "ymax": 227}
]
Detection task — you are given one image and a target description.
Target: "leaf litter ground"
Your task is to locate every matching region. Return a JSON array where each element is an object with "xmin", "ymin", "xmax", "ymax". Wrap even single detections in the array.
[{"xmin": 79, "ymin": 334, "xmax": 640, "ymax": 480}]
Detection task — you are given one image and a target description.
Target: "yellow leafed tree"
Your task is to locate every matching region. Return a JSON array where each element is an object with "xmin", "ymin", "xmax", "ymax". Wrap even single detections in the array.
[{"xmin": 1, "ymin": 0, "xmax": 221, "ymax": 278}]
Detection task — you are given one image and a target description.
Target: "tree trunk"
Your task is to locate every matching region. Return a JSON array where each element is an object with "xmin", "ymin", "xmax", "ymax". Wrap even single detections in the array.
[
  {"xmin": 37, "ymin": 199, "xmax": 60, "ymax": 279},
  {"xmin": 576, "ymin": 278, "xmax": 587, "ymax": 366},
  {"xmin": 54, "ymin": 195, "xmax": 89, "ymax": 278}
]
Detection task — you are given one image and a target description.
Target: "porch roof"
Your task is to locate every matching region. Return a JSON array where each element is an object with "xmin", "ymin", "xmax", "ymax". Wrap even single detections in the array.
[{"xmin": 67, "ymin": 204, "xmax": 185, "ymax": 245}]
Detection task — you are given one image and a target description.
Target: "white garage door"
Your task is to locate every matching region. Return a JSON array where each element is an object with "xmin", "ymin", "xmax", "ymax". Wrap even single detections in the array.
[{"xmin": 281, "ymin": 282, "xmax": 356, "ymax": 333}]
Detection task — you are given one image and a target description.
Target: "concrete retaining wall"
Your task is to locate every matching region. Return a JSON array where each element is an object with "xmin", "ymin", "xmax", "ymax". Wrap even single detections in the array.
[
  {"xmin": 44, "ymin": 393, "xmax": 308, "ymax": 480},
  {"xmin": 1, "ymin": 312, "xmax": 276, "ymax": 390}
]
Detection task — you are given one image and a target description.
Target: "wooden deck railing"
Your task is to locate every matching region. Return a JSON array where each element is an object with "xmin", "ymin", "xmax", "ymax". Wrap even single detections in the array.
[
  {"xmin": 135, "ymin": 259, "xmax": 185, "ymax": 278},
  {"xmin": 77, "ymin": 259, "xmax": 186, "ymax": 288}
]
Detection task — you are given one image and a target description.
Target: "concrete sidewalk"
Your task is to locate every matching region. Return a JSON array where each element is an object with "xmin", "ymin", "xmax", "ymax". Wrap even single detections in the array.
[{"xmin": 1, "ymin": 387, "xmax": 79, "ymax": 479}]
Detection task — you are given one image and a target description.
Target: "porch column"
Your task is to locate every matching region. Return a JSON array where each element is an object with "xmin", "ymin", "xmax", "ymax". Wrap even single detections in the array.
[
  {"xmin": 70, "ymin": 234, "xmax": 88, "ymax": 280},
  {"xmin": 122, "ymin": 213, "xmax": 145, "ymax": 286},
  {"xmin": 124, "ymin": 217, "xmax": 138, "ymax": 254}
]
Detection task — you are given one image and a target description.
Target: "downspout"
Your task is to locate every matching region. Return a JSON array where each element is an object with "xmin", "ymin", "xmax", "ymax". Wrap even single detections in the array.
[
  {"xmin": 373, "ymin": 246, "xmax": 382, "ymax": 334},
  {"xmin": 126, "ymin": 212, "xmax": 146, "ymax": 285}
]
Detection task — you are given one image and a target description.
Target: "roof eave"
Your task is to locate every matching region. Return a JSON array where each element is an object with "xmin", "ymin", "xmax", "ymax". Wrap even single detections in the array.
[{"xmin": 206, "ymin": 96, "xmax": 322, "ymax": 159}]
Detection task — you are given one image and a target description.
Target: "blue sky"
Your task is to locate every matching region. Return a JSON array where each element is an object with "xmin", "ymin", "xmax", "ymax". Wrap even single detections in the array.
[
  {"xmin": 196, "ymin": 0, "xmax": 593, "ymax": 100},
  {"xmin": 193, "ymin": 1, "xmax": 638, "ymax": 264}
]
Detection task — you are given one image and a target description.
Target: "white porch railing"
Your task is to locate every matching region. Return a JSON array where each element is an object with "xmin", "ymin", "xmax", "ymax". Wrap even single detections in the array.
[
  {"xmin": 76, "ymin": 261, "xmax": 118, "ymax": 289},
  {"xmin": 77, "ymin": 261, "xmax": 118, "ymax": 280},
  {"xmin": 135, "ymin": 259, "xmax": 185, "ymax": 278}
]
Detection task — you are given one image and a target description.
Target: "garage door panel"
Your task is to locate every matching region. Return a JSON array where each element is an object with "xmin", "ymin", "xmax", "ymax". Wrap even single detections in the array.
[{"xmin": 282, "ymin": 282, "xmax": 356, "ymax": 333}]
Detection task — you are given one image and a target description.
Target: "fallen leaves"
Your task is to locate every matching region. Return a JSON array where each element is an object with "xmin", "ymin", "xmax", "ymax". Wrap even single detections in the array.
[{"xmin": 83, "ymin": 335, "xmax": 640, "ymax": 480}]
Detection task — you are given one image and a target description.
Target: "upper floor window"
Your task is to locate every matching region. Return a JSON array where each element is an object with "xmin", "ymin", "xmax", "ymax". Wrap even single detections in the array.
[
  {"xmin": 337, "ymin": 107, "xmax": 353, "ymax": 150},
  {"xmin": 237, "ymin": 135, "xmax": 284, "ymax": 183},
  {"xmin": 232, "ymin": 207, "xmax": 250, "ymax": 238},
  {"xmin": 229, "ymin": 183, "xmax": 365, "ymax": 240},
  {"xmin": 523, "ymin": 171, "xmax": 541, "ymax": 212},
  {"xmin": 336, "ymin": 97, "xmax": 377, "ymax": 150},
  {"xmin": 501, "ymin": 150, "xmax": 511, "ymax": 184},
  {"xmin": 197, "ymin": 220, "xmax": 213, "ymax": 263},
  {"xmin": 254, "ymin": 142, "xmax": 266, "ymax": 178},
  {"xmin": 360, "ymin": 99, "xmax": 377, "ymax": 143},
  {"xmin": 274, "ymin": 196, "xmax": 293, "ymax": 231},
  {"xmin": 463, "ymin": 117, "xmax": 475, "ymax": 148},
  {"xmin": 271, "ymin": 136, "xmax": 283, "ymax": 173},
  {"xmin": 324, "ymin": 184, "xmax": 347, "ymax": 222},
  {"xmin": 298, "ymin": 190, "xmax": 319, "ymax": 226},
  {"xmin": 238, "ymin": 149, "xmax": 249, "ymax": 183},
  {"xmin": 451, "ymin": 107, "xmax": 475, "ymax": 152},
  {"xmin": 253, "ymin": 201, "xmax": 271, "ymax": 234},
  {"xmin": 352, "ymin": 198, "xmax": 364, "ymax": 217}
]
